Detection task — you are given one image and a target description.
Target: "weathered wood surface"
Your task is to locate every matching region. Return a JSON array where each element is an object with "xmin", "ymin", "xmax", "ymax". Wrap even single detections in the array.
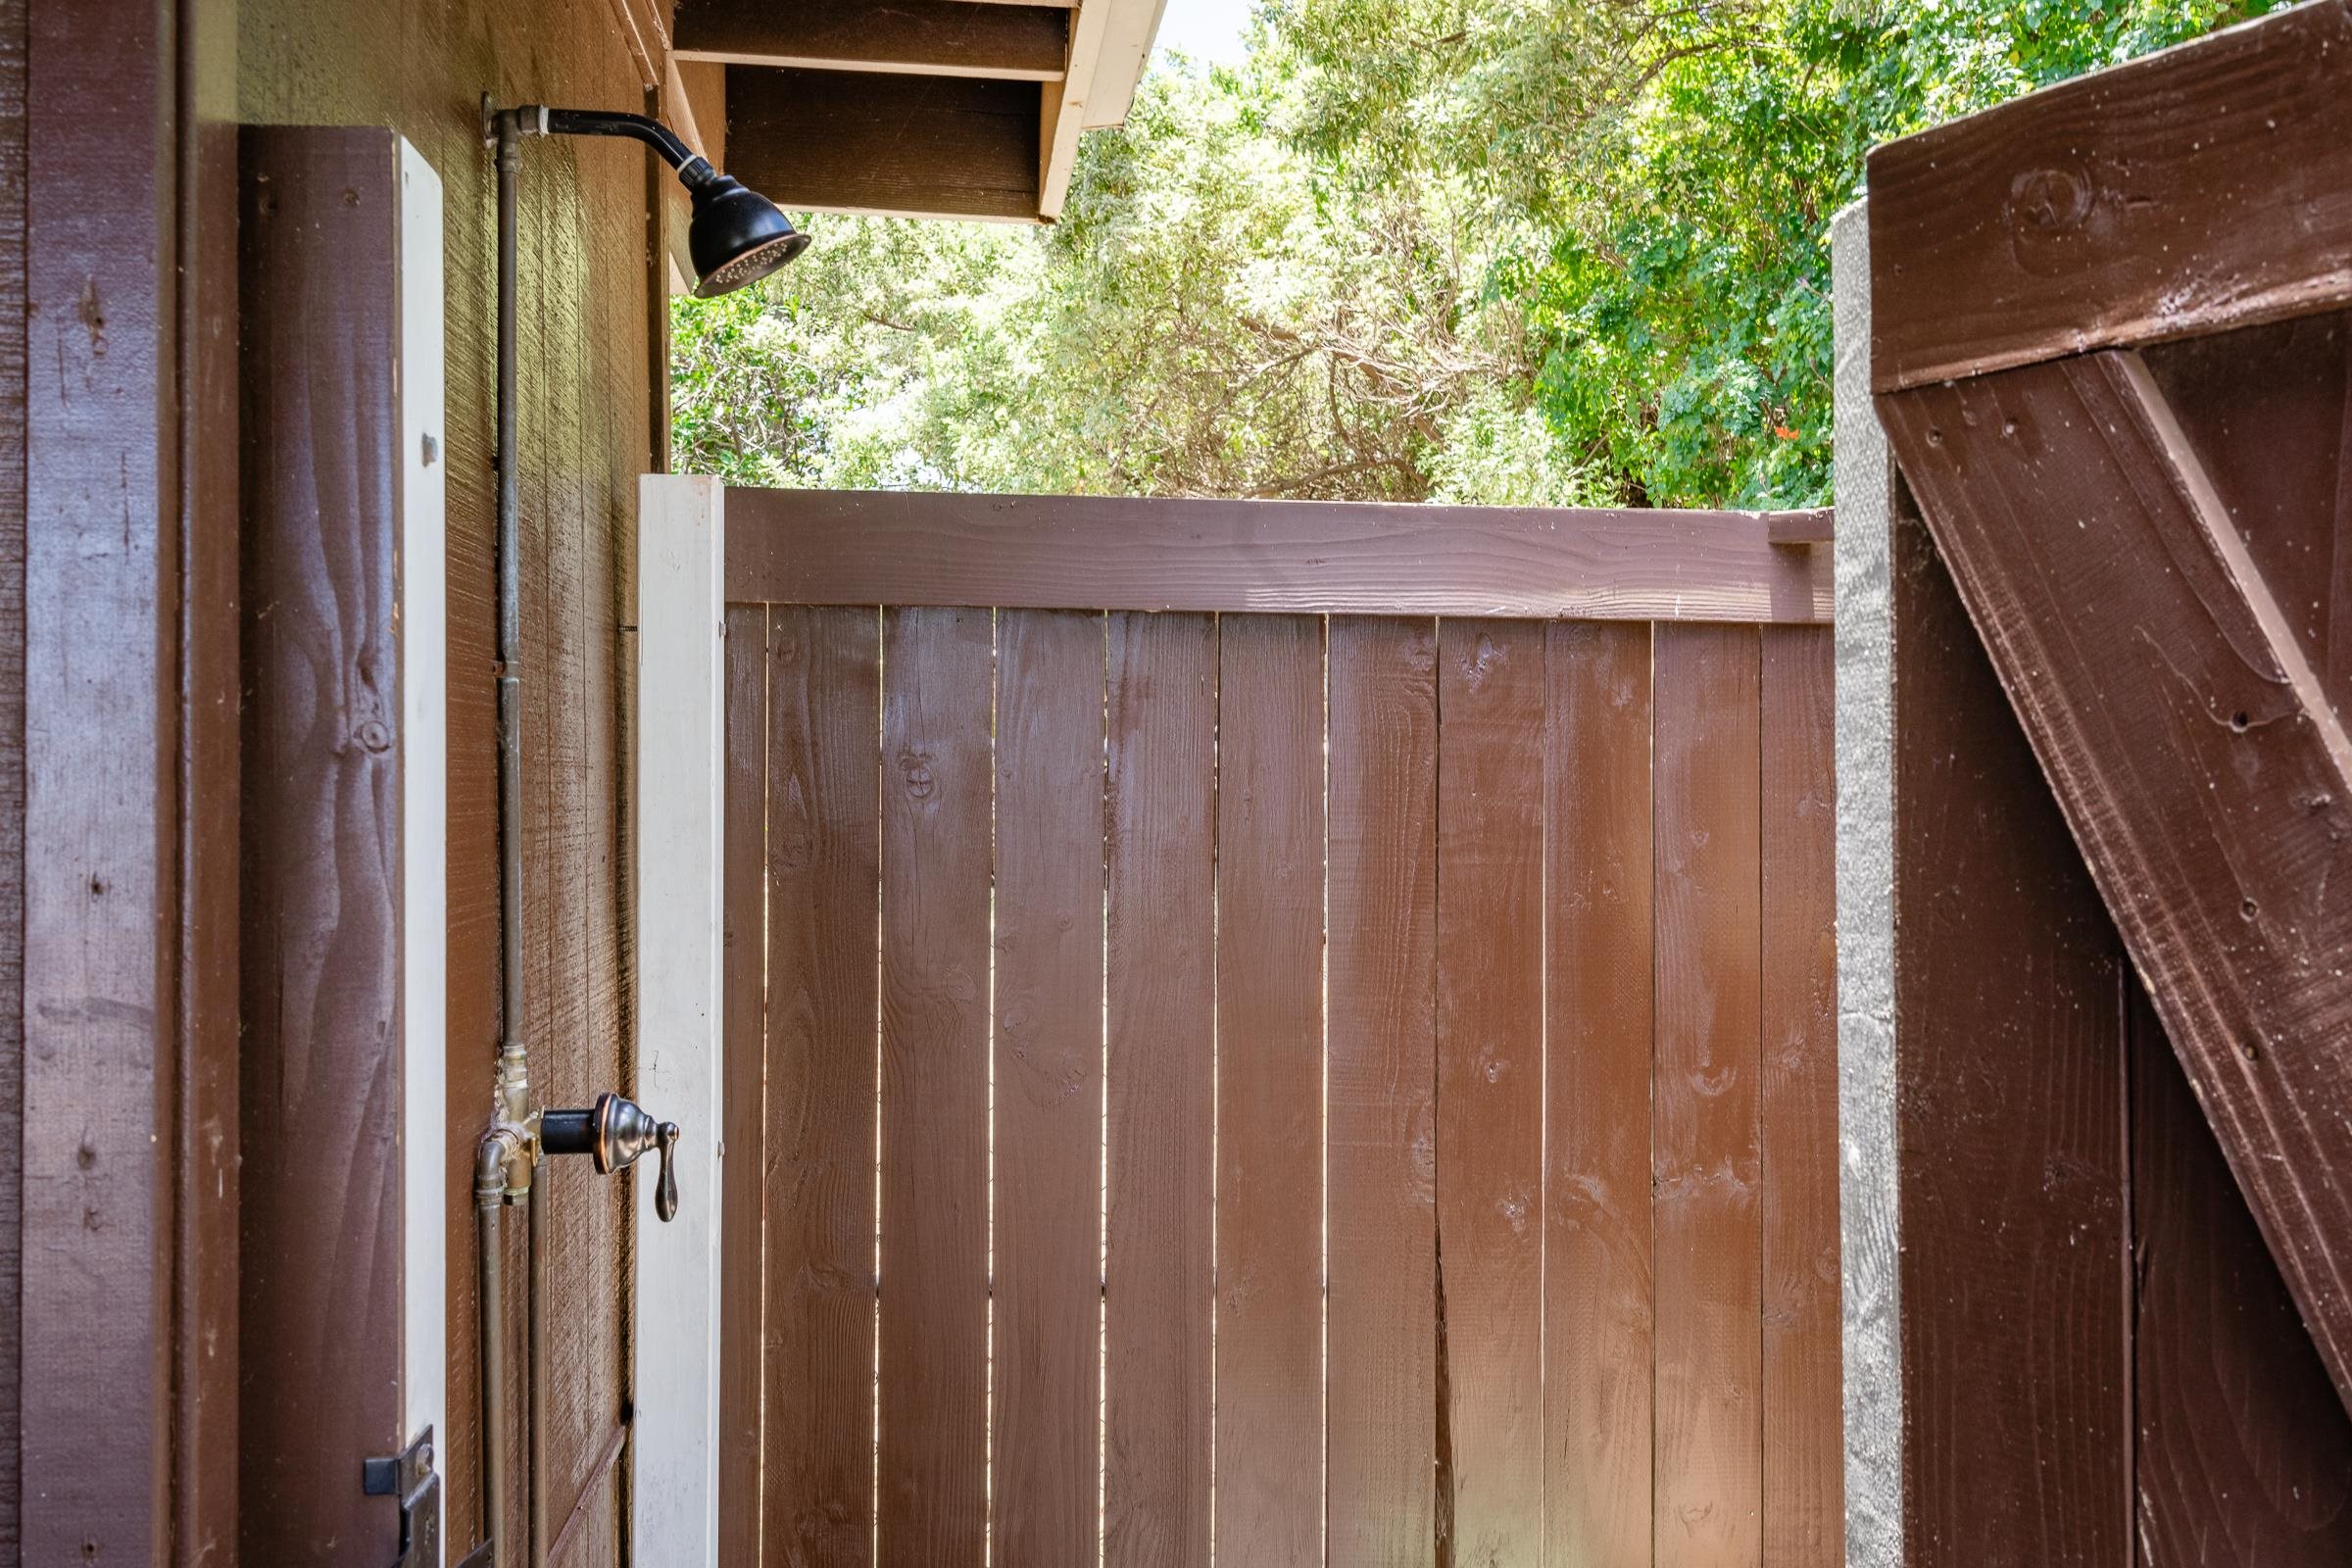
[
  {"xmin": 727, "ymin": 66, "xmax": 1041, "ymax": 220},
  {"xmin": 1650, "ymin": 624, "xmax": 1763, "ymax": 1568},
  {"xmin": 717, "ymin": 607, "xmax": 767, "ymax": 1568},
  {"xmin": 237, "ymin": 0, "xmax": 665, "ymax": 1552},
  {"xmin": 1886, "ymin": 497, "xmax": 2132, "ymax": 1567},
  {"xmin": 716, "ymin": 591, "xmax": 1843, "ymax": 1562},
  {"xmin": 1213, "ymin": 616, "xmax": 1327, "ymax": 1568},
  {"xmin": 1102, "ymin": 612, "xmax": 1215, "ymax": 1568},
  {"xmin": 0, "ymin": 0, "xmax": 22, "ymax": 1543},
  {"xmin": 236, "ymin": 125, "xmax": 409, "ymax": 1566},
  {"xmin": 1759, "ymin": 623, "xmax": 1842, "ymax": 1564},
  {"xmin": 1435, "ymin": 619, "xmax": 1546, "ymax": 1566},
  {"xmin": 2131, "ymin": 981, "xmax": 2352, "ymax": 1566},
  {"xmin": 2146, "ymin": 312, "xmax": 2352, "ymax": 720},
  {"xmin": 1882, "ymin": 350, "xmax": 2352, "ymax": 1414},
  {"xmin": 992, "ymin": 610, "xmax": 1105, "ymax": 1567},
  {"xmin": 724, "ymin": 488, "xmax": 1834, "ymax": 623},
  {"xmin": 759, "ymin": 606, "xmax": 882, "ymax": 1567},
  {"xmin": 1543, "ymin": 619, "xmax": 1654, "ymax": 1568},
  {"xmin": 876, "ymin": 608, "xmax": 994, "ymax": 1568},
  {"xmin": 1867, "ymin": 0, "xmax": 2352, "ymax": 392},
  {"xmin": 20, "ymin": 0, "xmax": 178, "ymax": 1555},
  {"xmin": 676, "ymin": 0, "xmax": 1070, "ymax": 79},
  {"xmin": 1326, "ymin": 616, "xmax": 1438, "ymax": 1568}
]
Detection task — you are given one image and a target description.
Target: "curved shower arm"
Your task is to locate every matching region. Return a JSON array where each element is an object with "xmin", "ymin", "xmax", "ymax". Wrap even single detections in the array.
[{"xmin": 514, "ymin": 105, "xmax": 717, "ymax": 187}]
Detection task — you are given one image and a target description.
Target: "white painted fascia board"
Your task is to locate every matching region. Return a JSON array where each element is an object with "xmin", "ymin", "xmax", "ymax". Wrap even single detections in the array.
[
  {"xmin": 630, "ymin": 473, "xmax": 727, "ymax": 1568},
  {"xmin": 398, "ymin": 136, "xmax": 451, "ymax": 1567},
  {"xmin": 1039, "ymin": 0, "xmax": 1116, "ymax": 218}
]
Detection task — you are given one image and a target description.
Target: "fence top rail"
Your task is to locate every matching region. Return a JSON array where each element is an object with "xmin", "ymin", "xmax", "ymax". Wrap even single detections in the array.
[{"xmin": 720, "ymin": 487, "xmax": 1835, "ymax": 624}]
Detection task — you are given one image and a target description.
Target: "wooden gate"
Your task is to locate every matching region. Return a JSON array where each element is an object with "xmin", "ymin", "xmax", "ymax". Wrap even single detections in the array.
[
  {"xmin": 706, "ymin": 488, "xmax": 1841, "ymax": 1567},
  {"xmin": 1842, "ymin": 5, "xmax": 2352, "ymax": 1564}
]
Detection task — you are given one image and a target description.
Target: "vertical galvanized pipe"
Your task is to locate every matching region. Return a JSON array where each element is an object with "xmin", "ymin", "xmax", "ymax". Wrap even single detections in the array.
[{"xmin": 477, "ymin": 1158, "xmax": 511, "ymax": 1568}]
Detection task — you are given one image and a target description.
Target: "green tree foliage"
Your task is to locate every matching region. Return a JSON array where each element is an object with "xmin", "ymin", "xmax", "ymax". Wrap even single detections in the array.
[{"xmin": 673, "ymin": 0, "xmax": 2278, "ymax": 507}]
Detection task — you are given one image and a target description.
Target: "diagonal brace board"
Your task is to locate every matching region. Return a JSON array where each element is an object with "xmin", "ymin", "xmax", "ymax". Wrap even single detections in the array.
[{"xmin": 1880, "ymin": 350, "xmax": 2352, "ymax": 1415}]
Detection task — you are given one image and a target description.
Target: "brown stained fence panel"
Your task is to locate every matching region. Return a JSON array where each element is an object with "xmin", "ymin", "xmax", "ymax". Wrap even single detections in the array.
[
  {"xmin": 1102, "ymin": 612, "xmax": 1216, "ymax": 1568},
  {"xmin": 1543, "ymin": 619, "xmax": 1656, "ymax": 1568},
  {"xmin": 1651, "ymin": 625, "xmax": 1765, "ymax": 1568},
  {"xmin": 760, "ymin": 605, "xmax": 881, "ymax": 1567},
  {"xmin": 877, "ymin": 608, "xmax": 994, "ymax": 1568},
  {"xmin": 992, "ymin": 610, "xmax": 1107, "ymax": 1567},
  {"xmin": 716, "ymin": 492, "xmax": 1841, "ymax": 1568},
  {"xmin": 1759, "ymin": 625, "xmax": 1843, "ymax": 1564},
  {"xmin": 1213, "ymin": 616, "xmax": 1328, "ymax": 1568},
  {"xmin": 1326, "ymin": 616, "xmax": 1440, "ymax": 1568},
  {"xmin": 1434, "ymin": 619, "xmax": 1547, "ymax": 1566}
]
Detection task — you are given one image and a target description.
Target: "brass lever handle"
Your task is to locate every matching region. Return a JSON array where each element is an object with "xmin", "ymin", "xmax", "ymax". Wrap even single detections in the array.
[{"xmin": 541, "ymin": 1092, "xmax": 682, "ymax": 1222}]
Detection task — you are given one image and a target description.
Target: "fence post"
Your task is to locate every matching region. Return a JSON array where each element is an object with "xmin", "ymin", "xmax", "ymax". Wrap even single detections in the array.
[
  {"xmin": 634, "ymin": 472, "xmax": 728, "ymax": 1568},
  {"xmin": 1830, "ymin": 199, "xmax": 1900, "ymax": 1568}
]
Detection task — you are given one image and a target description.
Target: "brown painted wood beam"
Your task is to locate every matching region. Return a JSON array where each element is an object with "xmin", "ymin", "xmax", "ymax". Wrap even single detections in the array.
[
  {"xmin": 1867, "ymin": 0, "xmax": 2352, "ymax": 393},
  {"xmin": 1881, "ymin": 349, "xmax": 2352, "ymax": 1415},
  {"xmin": 720, "ymin": 489, "xmax": 1836, "ymax": 623},
  {"xmin": 724, "ymin": 66, "xmax": 1040, "ymax": 220},
  {"xmin": 678, "ymin": 0, "xmax": 1070, "ymax": 81}
]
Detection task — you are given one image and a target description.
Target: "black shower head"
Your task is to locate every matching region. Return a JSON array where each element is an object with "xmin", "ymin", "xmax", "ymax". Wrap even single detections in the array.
[
  {"xmin": 681, "ymin": 165, "xmax": 810, "ymax": 298},
  {"xmin": 521, "ymin": 105, "xmax": 811, "ymax": 297}
]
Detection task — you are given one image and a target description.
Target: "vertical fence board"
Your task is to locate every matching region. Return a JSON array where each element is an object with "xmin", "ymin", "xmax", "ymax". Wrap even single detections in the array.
[
  {"xmin": 763, "ymin": 605, "xmax": 882, "ymax": 1567},
  {"xmin": 1543, "ymin": 619, "xmax": 1654, "ymax": 1568},
  {"xmin": 1760, "ymin": 624, "xmax": 1842, "ymax": 1565},
  {"xmin": 1652, "ymin": 623, "xmax": 1763, "ymax": 1568},
  {"xmin": 878, "ymin": 607, "xmax": 994, "ymax": 1568},
  {"xmin": 993, "ymin": 610, "xmax": 1107, "ymax": 1567},
  {"xmin": 718, "ymin": 607, "xmax": 768, "ymax": 1568},
  {"xmin": 1215, "ymin": 614, "xmax": 1326, "ymax": 1568},
  {"xmin": 1327, "ymin": 616, "xmax": 1440, "ymax": 1568},
  {"xmin": 2131, "ymin": 981, "xmax": 2352, "ymax": 1566},
  {"xmin": 1104, "ymin": 612, "xmax": 1217, "ymax": 1568},
  {"xmin": 1436, "ymin": 619, "xmax": 1547, "ymax": 1567},
  {"xmin": 1886, "ymin": 507, "xmax": 2131, "ymax": 1568}
]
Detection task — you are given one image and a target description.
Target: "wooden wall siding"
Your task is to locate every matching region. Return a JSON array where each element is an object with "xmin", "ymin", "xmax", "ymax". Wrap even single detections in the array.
[
  {"xmin": 718, "ymin": 600, "xmax": 1842, "ymax": 1566},
  {"xmin": 231, "ymin": 1, "xmax": 667, "ymax": 1558},
  {"xmin": 0, "ymin": 0, "xmax": 24, "ymax": 1553},
  {"xmin": 235, "ymin": 126, "xmax": 408, "ymax": 1566}
]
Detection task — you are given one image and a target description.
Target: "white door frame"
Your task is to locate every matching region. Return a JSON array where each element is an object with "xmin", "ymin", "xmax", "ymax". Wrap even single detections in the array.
[{"xmin": 632, "ymin": 473, "xmax": 729, "ymax": 1567}]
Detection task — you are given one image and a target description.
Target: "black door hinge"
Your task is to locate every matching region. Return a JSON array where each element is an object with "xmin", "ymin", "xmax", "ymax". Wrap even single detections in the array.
[{"xmin": 363, "ymin": 1425, "xmax": 441, "ymax": 1568}]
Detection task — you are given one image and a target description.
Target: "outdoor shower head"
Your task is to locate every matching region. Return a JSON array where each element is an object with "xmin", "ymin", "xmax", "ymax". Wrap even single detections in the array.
[
  {"xmin": 680, "ymin": 164, "xmax": 810, "ymax": 298},
  {"xmin": 506, "ymin": 103, "xmax": 810, "ymax": 297}
]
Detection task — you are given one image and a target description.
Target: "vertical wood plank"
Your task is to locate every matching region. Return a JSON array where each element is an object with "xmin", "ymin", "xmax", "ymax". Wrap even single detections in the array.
[
  {"xmin": 993, "ymin": 610, "xmax": 1106, "ymax": 1567},
  {"xmin": 1651, "ymin": 623, "xmax": 1762, "ymax": 1568},
  {"xmin": 21, "ymin": 0, "xmax": 175, "ymax": 1552},
  {"xmin": 0, "ymin": 0, "xmax": 24, "ymax": 1546},
  {"xmin": 1435, "ymin": 618, "xmax": 1547, "ymax": 1567},
  {"xmin": 1104, "ymin": 612, "xmax": 1216, "ymax": 1568},
  {"xmin": 1215, "ymin": 614, "xmax": 1325, "ymax": 1568},
  {"xmin": 235, "ymin": 126, "xmax": 406, "ymax": 1566},
  {"xmin": 878, "ymin": 607, "xmax": 994, "ymax": 1568},
  {"xmin": 2131, "ymin": 981, "xmax": 2352, "ymax": 1566},
  {"xmin": 1886, "ymin": 508, "xmax": 2129, "ymax": 1567},
  {"xmin": 1326, "ymin": 616, "xmax": 1439, "ymax": 1568},
  {"xmin": 1543, "ymin": 619, "xmax": 1654, "ymax": 1568},
  {"xmin": 1760, "ymin": 624, "xmax": 1842, "ymax": 1565},
  {"xmin": 717, "ymin": 605, "xmax": 767, "ymax": 1568},
  {"xmin": 763, "ymin": 606, "xmax": 882, "ymax": 1567}
]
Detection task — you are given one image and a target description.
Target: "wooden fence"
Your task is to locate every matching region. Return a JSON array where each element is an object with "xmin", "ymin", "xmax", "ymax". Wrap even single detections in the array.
[{"xmin": 710, "ymin": 490, "xmax": 1841, "ymax": 1567}]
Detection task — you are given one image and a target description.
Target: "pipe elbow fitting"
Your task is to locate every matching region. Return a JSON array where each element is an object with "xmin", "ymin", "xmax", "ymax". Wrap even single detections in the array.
[{"xmin": 476, "ymin": 1125, "xmax": 525, "ymax": 1209}]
